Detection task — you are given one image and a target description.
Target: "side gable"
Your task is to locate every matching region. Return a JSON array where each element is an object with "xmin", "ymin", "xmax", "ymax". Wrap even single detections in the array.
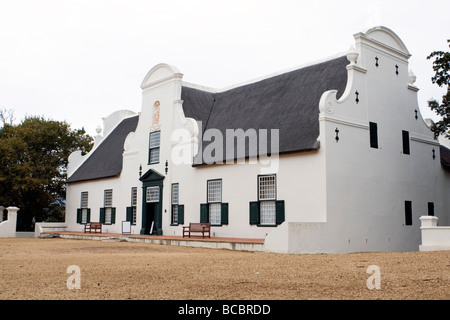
[{"xmin": 67, "ymin": 116, "xmax": 139, "ymax": 183}]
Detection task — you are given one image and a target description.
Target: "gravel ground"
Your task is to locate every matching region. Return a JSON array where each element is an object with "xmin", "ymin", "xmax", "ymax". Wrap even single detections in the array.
[{"xmin": 0, "ymin": 238, "xmax": 448, "ymax": 300}]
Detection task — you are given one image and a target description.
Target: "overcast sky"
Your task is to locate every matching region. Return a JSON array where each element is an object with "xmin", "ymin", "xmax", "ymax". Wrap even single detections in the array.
[{"xmin": 1, "ymin": 0, "xmax": 449, "ymax": 136}]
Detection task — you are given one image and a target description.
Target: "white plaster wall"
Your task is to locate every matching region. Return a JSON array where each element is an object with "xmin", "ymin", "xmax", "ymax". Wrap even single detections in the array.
[{"xmin": 165, "ymin": 150, "xmax": 326, "ymax": 239}]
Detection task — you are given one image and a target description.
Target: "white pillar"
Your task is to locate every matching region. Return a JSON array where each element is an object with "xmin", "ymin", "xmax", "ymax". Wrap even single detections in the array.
[
  {"xmin": 0, "ymin": 206, "xmax": 4, "ymax": 223},
  {"xmin": 0, "ymin": 206, "xmax": 20, "ymax": 237},
  {"xmin": 420, "ymin": 216, "xmax": 438, "ymax": 228}
]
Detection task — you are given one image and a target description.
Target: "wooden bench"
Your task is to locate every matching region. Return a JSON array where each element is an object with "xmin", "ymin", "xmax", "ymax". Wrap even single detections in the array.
[
  {"xmin": 183, "ymin": 223, "xmax": 211, "ymax": 238},
  {"xmin": 84, "ymin": 222, "xmax": 102, "ymax": 233}
]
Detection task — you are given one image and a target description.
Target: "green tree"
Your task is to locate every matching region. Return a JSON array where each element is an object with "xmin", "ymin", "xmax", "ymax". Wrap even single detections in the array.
[
  {"xmin": 0, "ymin": 116, "xmax": 93, "ymax": 230},
  {"xmin": 427, "ymin": 40, "xmax": 450, "ymax": 139}
]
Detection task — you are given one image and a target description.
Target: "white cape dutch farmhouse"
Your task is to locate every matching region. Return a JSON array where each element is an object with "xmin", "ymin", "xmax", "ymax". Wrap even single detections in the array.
[{"xmin": 65, "ymin": 26, "xmax": 450, "ymax": 254}]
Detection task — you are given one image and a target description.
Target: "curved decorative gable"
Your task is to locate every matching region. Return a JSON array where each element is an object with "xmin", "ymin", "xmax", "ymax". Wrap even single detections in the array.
[
  {"xmin": 354, "ymin": 26, "xmax": 411, "ymax": 61},
  {"xmin": 140, "ymin": 63, "xmax": 183, "ymax": 90}
]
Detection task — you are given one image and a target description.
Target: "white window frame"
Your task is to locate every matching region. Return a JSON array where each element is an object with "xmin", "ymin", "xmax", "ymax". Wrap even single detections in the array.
[
  {"xmin": 80, "ymin": 192, "xmax": 89, "ymax": 224},
  {"xmin": 104, "ymin": 189, "xmax": 113, "ymax": 207},
  {"xmin": 131, "ymin": 187, "xmax": 137, "ymax": 225},
  {"xmin": 172, "ymin": 183, "xmax": 179, "ymax": 225},
  {"xmin": 207, "ymin": 179, "xmax": 222, "ymax": 225},
  {"xmin": 104, "ymin": 189, "xmax": 113, "ymax": 224},
  {"xmin": 146, "ymin": 186, "xmax": 160, "ymax": 203},
  {"xmin": 149, "ymin": 131, "xmax": 161, "ymax": 164},
  {"xmin": 258, "ymin": 175, "xmax": 277, "ymax": 226}
]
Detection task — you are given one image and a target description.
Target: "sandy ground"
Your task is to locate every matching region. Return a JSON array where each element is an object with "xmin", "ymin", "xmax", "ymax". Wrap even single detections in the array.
[{"xmin": 0, "ymin": 238, "xmax": 448, "ymax": 300}]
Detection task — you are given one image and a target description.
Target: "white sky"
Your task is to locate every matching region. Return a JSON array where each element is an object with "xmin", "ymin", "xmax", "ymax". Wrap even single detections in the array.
[{"xmin": 0, "ymin": 0, "xmax": 449, "ymax": 136}]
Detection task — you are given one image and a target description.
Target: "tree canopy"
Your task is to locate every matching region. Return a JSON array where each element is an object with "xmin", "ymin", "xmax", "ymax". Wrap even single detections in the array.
[
  {"xmin": 427, "ymin": 40, "xmax": 450, "ymax": 139},
  {"xmin": 0, "ymin": 115, "xmax": 93, "ymax": 230}
]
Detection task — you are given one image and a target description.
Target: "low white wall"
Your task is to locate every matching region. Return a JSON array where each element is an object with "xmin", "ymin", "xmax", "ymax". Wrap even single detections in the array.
[
  {"xmin": 0, "ymin": 207, "xmax": 20, "ymax": 238},
  {"xmin": 419, "ymin": 216, "xmax": 450, "ymax": 251},
  {"xmin": 34, "ymin": 222, "xmax": 68, "ymax": 237}
]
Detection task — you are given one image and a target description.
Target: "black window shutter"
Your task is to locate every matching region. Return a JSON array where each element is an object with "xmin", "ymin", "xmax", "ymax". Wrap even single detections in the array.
[
  {"xmin": 249, "ymin": 201, "xmax": 260, "ymax": 225},
  {"xmin": 275, "ymin": 200, "xmax": 285, "ymax": 225},
  {"xmin": 369, "ymin": 122, "xmax": 378, "ymax": 149},
  {"xmin": 100, "ymin": 208, "xmax": 105, "ymax": 224},
  {"xmin": 405, "ymin": 201, "xmax": 412, "ymax": 225},
  {"xmin": 200, "ymin": 203, "xmax": 209, "ymax": 223},
  {"xmin": 221, "ymin": 203, "xmax": 229, "ymax": 225},
  {"xmin": 76, "ymin": 209, "xmax": 82, "ymax": 224},
  {"xmin": 126, "ymin": 207, "xmax": 132, "ymax": 222},
  {"xmin": 428, "ymin": 202, "xmax": 434, "ymax": 216},
  {"xmin": 111, "ymin": 208, "xmax": 116, "ymax": 224},
  {"xmin": 402, "ymin": 130, "xmax": 410, "ymax": 155},
  {"xmin": 178, "ymin": 205, "xmax": 184, "ymax": 225},
  {"xmin": 86, "ymin": 209, "xmax": 91, "ymax": 223}
]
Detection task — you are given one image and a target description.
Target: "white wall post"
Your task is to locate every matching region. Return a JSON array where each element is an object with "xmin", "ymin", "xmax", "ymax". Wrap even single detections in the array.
[
  {"xmin": 0, "ymin": 206, "xmax": 20, "ymax": 237},
  {"xmin": 419, "ymin": 215, "xmax": 450, "ymax": 251},
  {"xmin": 0, "ymin": 206, "xmax": 4, "ymax": 223}
]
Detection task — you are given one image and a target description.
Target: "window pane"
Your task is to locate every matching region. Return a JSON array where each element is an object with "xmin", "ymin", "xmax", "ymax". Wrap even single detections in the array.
[
  {"xmin": 172, "ymin": 205, "xmax": 178, "ymax": 224},
  {"xmin": 259, "ymin": 175, "xmax": 276, "ymax": 200},
  {"xmin": 146, "ymin": 186, "xmax": 159, "ymax": 203},
  {"xmin": 81, "ymin": 208, "xmax": 88, "ymax": 224},
  {"xmin": 132, "ymin": 206, "xmax": 137, "ymax": 225},
  {"xmin": 208, "ymin": 180, "xmax": 222, "ymax": 203},
  {"xmin": 260, "ymin": 201, "xmax": 276, "ymax": 225},
  {"xmin": 209, "ymin": 203, "xmax": 221, "ymax": 225},
  {"xmin": 172, "ymin": 184, "xmax": 179, "ymax": 205},
  {"xmin": 150, "ymin": 147, "xmax": 160, "ymax": 163},
  {"xmin": 105, "ymin": 207, "xmax": 112, "ymax": 224},
  {"xmin": 131, "ymin": 187, "xmax": 137, "ymax": 206},
  {"xmin": 150, "ymin": 131, "xmax": 160, "ymax": 148},
  {"xmin": 104, "ymin": 189, "xmax": 113, "ymax": 207},
  {"xmin": 81, "ymin": 192, "xmax": 88, "ymax": 208}
]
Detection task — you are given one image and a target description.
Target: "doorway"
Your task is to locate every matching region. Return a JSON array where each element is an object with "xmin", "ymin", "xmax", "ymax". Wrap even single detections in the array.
[
  {"xmin": 145, "ymin": 202, "xmax": 158, "ymax": 235},
  {"xmin": 139, "ymin": 169, "xmax": 165, "ymax": 236}
]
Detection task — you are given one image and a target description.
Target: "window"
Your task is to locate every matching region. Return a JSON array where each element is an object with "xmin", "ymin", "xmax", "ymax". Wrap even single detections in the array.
[
  {"xmin": 428, "ymin": 202, "xmax": 434, "ymax": 216},
  {"xmin": 259, "ymin": 175, "xmax": 276, "ymax": 200},
  {"xmin": 208, "ymin": 179, "xmax": 222, "ymax": 225},
  {"xmin": 171, "ymin": 183, "xmax": 184, "ymax": 226},
  {"xmin": 127, "ymin": 187, "xmax": 137, "ymax": 225},
  {"xmin": 208, "ymin": 179, "xmax": 222, "ymax": 203},
  {"xmin": 100, "ymin": 189, "xmax": 115, "ymax": 225},
  {"xmin": 405, "ymin": 201, "xmax": 412, "ymax": 226},
  {"xmin": 250, "ymin": 175, "xmax": 284, "ymax": 226},
  {"xmin": 149, "ymin": 131, "xmax": 161, "ymax": 164},
  {"xmin": 146, "ymin": 186, "xmax": 160, "ymax": 203},
  {"xmin": 369, "ymin": 122, "xmax": 378, "ymax": 149},
  {"xmin": 104, "ymin": 189, "xmax": 113, "ymax": 224},
  {"xmin": 77, "ymin": 192, "xmax": 90, "ymax": 224},
  {"xmin": 402, "ymin": 130, "xmax": 410, "ymax": 155},
  {"xmin": 200, "ymin": 179, "xmax": 228, "ymax": 226},
  {"xmin": 260, "ymin": 201, "xmax": 276, "ymax": 225},
  {"xmin": 132, "ymin": 187, "xmax": 137, "ymax": 224},
  {"xmin": 258, "ymin": 175, "xmax": 277, "ymax": 225}
]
